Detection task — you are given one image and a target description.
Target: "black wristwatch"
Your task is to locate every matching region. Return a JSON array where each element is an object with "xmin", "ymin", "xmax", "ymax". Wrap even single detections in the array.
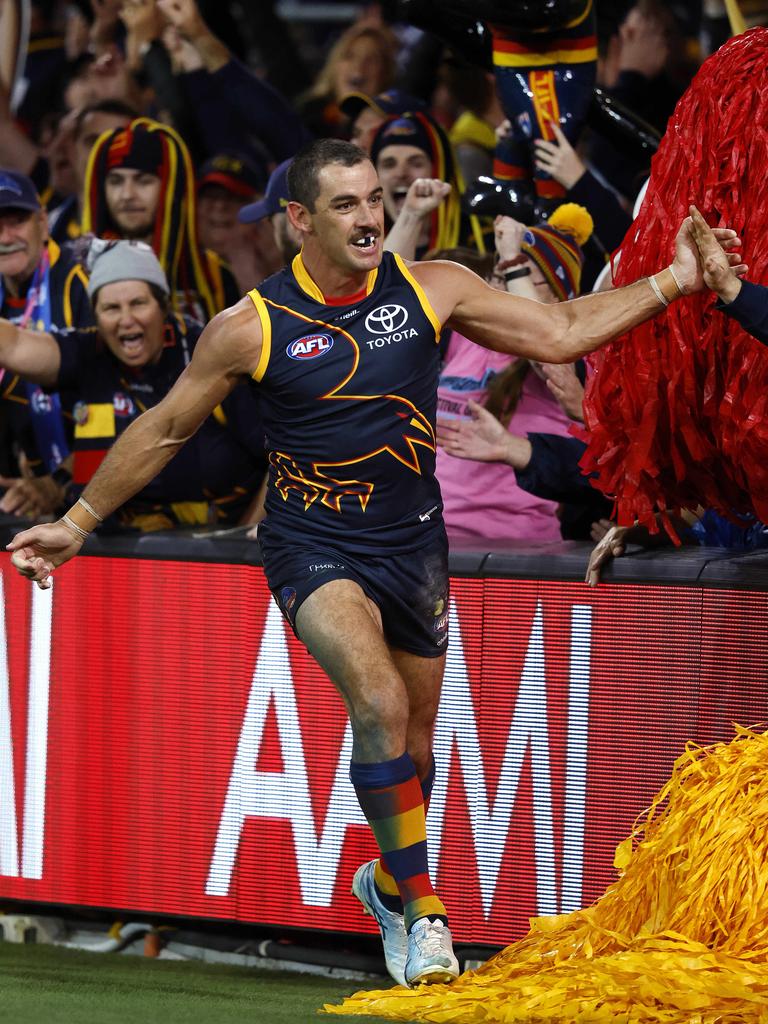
[{"xmin": 504, "ymin": 266, "xmax": 532, "ymax": 281}]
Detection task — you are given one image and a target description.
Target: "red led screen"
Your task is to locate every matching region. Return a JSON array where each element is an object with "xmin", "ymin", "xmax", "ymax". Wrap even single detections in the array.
[{"xmin": 1, "ymin": 555, "xmax": 766, "ymax": 945}]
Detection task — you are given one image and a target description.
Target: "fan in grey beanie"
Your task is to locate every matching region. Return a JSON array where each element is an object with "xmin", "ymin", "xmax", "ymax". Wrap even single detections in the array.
[{"xmin": 86, "ymin": 239, "xmax": 170, "ymax": 300}]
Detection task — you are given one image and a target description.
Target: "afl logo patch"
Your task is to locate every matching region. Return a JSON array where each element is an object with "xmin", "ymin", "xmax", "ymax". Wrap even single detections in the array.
[
  {"xmin": 113, "ymin": 392, "xmax": 135, "ymax": 417},
  {"xmin": 287, "ymin": 334, "xmax": 334, "ymax": 360}
]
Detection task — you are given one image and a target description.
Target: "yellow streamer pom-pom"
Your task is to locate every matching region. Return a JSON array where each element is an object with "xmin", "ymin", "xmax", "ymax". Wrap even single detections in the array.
[
  {"xmin": 324, "ymin": 725, "xmax": 768, "ymax": 1023},
  {"xmin": 547, "ymin": 203, "xmax": 594, "ymax": 246}
]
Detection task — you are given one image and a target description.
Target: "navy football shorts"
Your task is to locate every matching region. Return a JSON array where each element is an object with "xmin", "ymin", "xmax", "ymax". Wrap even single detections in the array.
[{"xmin": 258, "ymin": 527, "xmax": 450, "ymax": 659}]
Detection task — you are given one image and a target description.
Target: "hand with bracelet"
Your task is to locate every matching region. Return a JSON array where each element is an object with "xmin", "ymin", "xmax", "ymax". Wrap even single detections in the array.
[
  {"xmin": 649, "ymin": 210, "xmax": 747, "ymax": 307},
  {"xmin": 8, "ymin": 496, "xmax": 103, "ymax": 590},
  {"xmin": 493, "ymin": 216, "xmax": 542, "ymax": 301}
]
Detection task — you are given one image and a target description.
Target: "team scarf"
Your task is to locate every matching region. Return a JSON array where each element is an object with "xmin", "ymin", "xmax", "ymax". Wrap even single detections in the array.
[{"xmin": 0, "ymin": 245, "xmax": 70, "ymax": 472}]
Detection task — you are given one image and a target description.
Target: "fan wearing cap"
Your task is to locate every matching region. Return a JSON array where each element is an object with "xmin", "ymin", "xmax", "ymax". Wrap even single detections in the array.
[
  {"xmin": 82, "ymin": 118, "xmax": 240, "ymax": 325},
  {"xmin": 340, "ymin": 89, "xmax": 428, "ymax": 155},
  {"xmin": 237, "ymin": 159, "xmax": 303, "ymax": 268},
  {"xmin": 371, "ymin": 111, "xmax": 487, "ymax": 259},
  {"xmin": 0, "ymin": 239, "xmax": 264, "ymax": 530},
  {"xmin": 0, "ymin": 168, "xmax": 92, "ymax": 519},
  {"xmin": 197, "ymin": 153, "xmax": 283, "ymax": 293}
]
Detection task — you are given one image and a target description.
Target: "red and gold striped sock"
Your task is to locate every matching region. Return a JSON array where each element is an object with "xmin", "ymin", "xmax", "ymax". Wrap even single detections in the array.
[
  {"xmin": 350, "ymin": 753, "xmax": 446, "ymax": 932},
  {"xmin": 374, "ymin": 755, "xmax": 436, "ymax": 914}
]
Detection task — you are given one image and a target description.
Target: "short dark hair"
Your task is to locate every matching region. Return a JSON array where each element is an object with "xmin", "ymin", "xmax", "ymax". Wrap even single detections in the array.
[
  {"xmin": 287, "ymin": 139, "xmax": 369, "ymax": 212},
  {"xmin": 73, "ymin": 99, "xmax": 138, "ymax": 138}
]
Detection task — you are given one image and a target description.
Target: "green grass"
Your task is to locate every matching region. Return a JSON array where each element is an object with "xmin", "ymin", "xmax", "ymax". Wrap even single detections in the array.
[{"xmin": 0, "ymin": 942, "xmax": 403, "ymax": 1024}]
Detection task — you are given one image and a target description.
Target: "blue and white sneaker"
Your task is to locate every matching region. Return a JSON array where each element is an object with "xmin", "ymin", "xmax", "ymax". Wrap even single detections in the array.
[
  {"xmin": 404, "ymin": 918, "xmax": 460, "ymax": 987},
  {"xmin": 351, "ymin": 860, "xmax": 408, "ymax": 987}
]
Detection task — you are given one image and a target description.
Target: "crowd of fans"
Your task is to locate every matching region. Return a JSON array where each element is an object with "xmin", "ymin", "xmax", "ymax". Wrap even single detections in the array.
[{"xmin": 1, "ymin": 0, "xmax": 767, "ymax": 553}]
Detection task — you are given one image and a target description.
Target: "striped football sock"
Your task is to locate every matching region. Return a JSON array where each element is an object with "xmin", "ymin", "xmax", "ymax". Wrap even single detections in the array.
[
  {"xmin": 374, "ymin": 754, "xmax": 436, "ymax": 914},
  {"xmin": 350, "ymin": 752, "xmax": 447, "ymax": 932}
]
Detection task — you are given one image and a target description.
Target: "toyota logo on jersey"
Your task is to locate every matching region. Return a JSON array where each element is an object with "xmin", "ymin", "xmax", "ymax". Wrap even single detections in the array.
[
  {"xmin": 287, "ymin": 334, "xmax": 334, "ymax": 360},
  {"xmin": 364, "ymin": 304, "xmax": 408, "ymax": 334}
]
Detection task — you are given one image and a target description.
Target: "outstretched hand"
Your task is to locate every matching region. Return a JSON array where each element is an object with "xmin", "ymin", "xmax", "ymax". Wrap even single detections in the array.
[
  {"xmin": 6, "ymin": 521, "xmax": 85, "ymax": 589},
  {"xmin": 670, "ymin": 214, "xmax": 745, "ymax": 296},
  {"xmin": 688, "ymin": 205, "xmax": 745, "ymax": 303}
]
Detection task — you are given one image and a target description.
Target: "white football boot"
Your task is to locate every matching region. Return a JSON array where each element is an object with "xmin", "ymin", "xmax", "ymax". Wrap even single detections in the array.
[
  {"xmin": 351, "ymin": 860, "xmax": 408, "ymax": 987},
  {"xmin": 404, "ymin": 918, "xmax": 460, "ymax": 987}
]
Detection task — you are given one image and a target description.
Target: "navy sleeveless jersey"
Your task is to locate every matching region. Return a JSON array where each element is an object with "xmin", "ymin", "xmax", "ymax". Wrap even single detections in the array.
[{"xmin": 250, "ymin": 251, "xmax": 445, "ymax": 553}]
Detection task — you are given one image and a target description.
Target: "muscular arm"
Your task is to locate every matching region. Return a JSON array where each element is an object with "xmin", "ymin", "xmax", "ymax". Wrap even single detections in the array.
[
  {"xmin": 415, "ymin": 259, "xmax": 674, "ymax": 364},
  {"xmin": 7, "ymin": 297, "xmax": 262, "ymax": 585},
  {"xmin": 0, "ymin": 320, "xmax": 61, "ymax": 388},
  {"xmin": 413, "ymin": 216, "xmax": 744, "ymax": 364}
]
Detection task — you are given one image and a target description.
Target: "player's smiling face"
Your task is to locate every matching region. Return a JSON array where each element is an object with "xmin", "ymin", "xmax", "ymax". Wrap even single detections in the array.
[{"xmin": 308, "ymin": 160, "xmax": 385, "ymax": 275}]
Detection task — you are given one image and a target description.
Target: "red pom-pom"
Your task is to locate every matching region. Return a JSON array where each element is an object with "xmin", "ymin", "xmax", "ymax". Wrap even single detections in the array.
[{"xmin": 579, "ymin": 29, "xmax": 768, "ymax": 533}]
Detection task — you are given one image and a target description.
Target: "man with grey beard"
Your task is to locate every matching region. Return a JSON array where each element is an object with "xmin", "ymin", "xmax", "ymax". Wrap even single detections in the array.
[{"xmin": 0, "ymin": 170, "xmax": 92, "ymax": 519}]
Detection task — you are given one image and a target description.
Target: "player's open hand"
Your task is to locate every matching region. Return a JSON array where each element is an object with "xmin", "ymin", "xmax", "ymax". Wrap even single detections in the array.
[
  {"xmin": 671, "ymin": 214, "xmax": 745, "ymax": 296},
  {"xmin": 6, "ymin": 521, "xmax": 86, "ymax": 589}
]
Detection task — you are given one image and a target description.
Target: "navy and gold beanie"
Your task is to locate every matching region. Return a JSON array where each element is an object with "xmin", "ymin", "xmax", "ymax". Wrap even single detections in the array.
[{"xmin": 521, "ymin": 203, "xmax": 594, "ymax": 301}]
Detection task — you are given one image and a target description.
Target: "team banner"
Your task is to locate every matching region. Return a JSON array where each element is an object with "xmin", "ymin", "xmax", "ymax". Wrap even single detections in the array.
[{"xmin": 1, "ymin": 555, "xmax": 766, "ymax": 945}]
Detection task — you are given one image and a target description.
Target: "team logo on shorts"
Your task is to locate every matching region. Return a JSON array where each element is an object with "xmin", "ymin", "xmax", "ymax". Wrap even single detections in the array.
[
  {"xmin": 280, "ymin": 586, "xmax": 297, "ymax": 620},
  {"xmin": 287, "ymin": 334, "xmax": 334, "ymax": 360}
]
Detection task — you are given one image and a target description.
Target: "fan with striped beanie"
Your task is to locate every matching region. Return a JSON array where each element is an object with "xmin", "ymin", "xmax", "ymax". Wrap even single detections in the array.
[{"xmin": 520, "ymin": 202, "xmax": 593, "ymax": 300}]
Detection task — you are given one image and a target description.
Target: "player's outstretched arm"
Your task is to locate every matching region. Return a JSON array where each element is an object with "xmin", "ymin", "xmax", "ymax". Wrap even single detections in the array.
[
  {"xmin": 7, "ymin": 298, "xmax": 262, "ymax": 588},
  {"xmin": 415, "ymin": 218, "xmax": 745, "ymax": 364}
]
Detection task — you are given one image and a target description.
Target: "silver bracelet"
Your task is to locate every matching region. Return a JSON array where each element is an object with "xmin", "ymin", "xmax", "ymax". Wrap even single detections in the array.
[
  {"xmin": 78, "ymin": 496, "xmax": 104, "ymax": 523},
  {"xmin": 648, "ymin": 274, "xmax": 669, "ymax": 306},
  {"xmin": 668, "ymin": 263, "xmax": 683, "ymax": 295},
  {"xmin": 61, "ymin": 514, "xmax": 89, "ymax": 541}
]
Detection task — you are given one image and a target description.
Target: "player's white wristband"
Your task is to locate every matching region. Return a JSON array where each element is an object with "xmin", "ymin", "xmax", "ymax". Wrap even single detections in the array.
[
  {"xmin": 648, "ymin": 274, "xmax": 669, "ymax": 306},
  {"xmin": 78, "ymin": 496, "xmax": 104, "ymax": 523},
  {"xmin": 668, "ymin": 263, "xmax": 684, "ymax": 295},
  {"xmin": 61, "ymin": 515, "xmax": 89, "ymax": 541}
]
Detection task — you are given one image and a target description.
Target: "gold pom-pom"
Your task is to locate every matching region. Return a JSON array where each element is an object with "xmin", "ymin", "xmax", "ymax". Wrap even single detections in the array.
[
  {"xmin": 547, "ymin": 203, "xmax": 594, "ymax": 246},
  {"xmin": 324, "ymin": 725, "xmax": 768, "ymax": 1023}
]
